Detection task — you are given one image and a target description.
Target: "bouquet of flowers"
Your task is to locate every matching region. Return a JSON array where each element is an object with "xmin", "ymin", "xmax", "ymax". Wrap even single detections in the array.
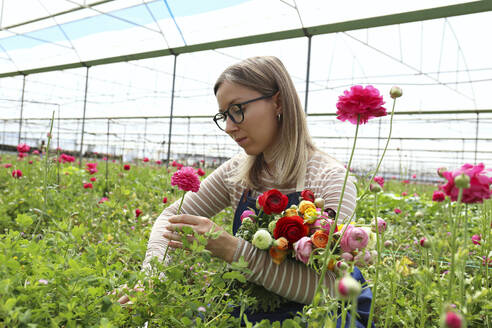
[{"xmin": 236, "ymin": 188, "xmax": 382, "ymax": 272}]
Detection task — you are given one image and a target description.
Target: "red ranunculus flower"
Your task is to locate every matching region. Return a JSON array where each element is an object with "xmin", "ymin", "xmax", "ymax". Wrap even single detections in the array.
[
  {"xmin": 162, "ymin": 197, "xmax": 168, "ymax": 204},
  {"xmin": 83, "ymin": 183, "xmax": 93, "ymax": 189},
  {"xmin": 123, "ymin": 164, "xmax": 131, "ymax": 171},
  {"xmin": 300, "ymin": 189, "xmax": 315, "ymax": 202},
  {"xmin": 273, "ymin": 215, "xmax": 309, "ymax": 246},
  {"xmin": 440, "ymin": 163, "xmax": 492, "ymax": 204},
  {"xmin": 432, "ymin": 190, "xmax": 445, "ymax": 202},
  {"xmin": 90, "ymin": 177, "xmax": 96, "ymax": 182},
  {"xmin": 336, "ymin": 85, "xmax": 387, "ymax": 125},
  {"xmin": 197, "ymin": 168, "xmax": 205, "ymax": 176},
  {"xmin": 258, "ymin": 189, "xmax": 288, "ymax": 215},
  {"xmin": 143, "ymin": 157, "xmax": 149, "ymax": 162},
  {"xmin": 135, "ymin": 209, "xmax": 143, "ymax": 217},
  {"xmin": 12, "ymin": 169, "xmax": 22, "ymax": 178},
  {"xmin": 17, "ymin": 143, "xmax": 30, "ymax": 153}
]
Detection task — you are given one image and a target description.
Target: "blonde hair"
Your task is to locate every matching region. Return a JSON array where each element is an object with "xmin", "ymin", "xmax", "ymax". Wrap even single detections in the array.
[{"xmin": 214, "ymin": 56, "xmax": 318, "ymax": 190}]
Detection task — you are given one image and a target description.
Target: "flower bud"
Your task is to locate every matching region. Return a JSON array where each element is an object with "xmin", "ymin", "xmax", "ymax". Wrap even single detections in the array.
[
  {"xmin": 314, "ymin": 198, "xmax": 325, "ymax": 210},
  {"xmin": 454, "ymin": 173, "xmax": 470, "ymax": 189},
  {"xmin": 340, "ymin": 252, "xmax": 354, "ymax": 262},
  {"xmin": 389, "ymin": 86, "xmax": 403, "ymax": 99},
  {"xmin": 370, "ymin": 183, "xmax": 382, "ymax": 193},
  {"xmin": 335, "ymin": 261, "xmax": 349, "ymax": 274},
  {"xmin": 442, "ymin": 311, "xmax": 464, "ymax": 328},
  {"xmin": 419, "ymin": 237, "xmax": 431, "ymax": 248},
  {"xmin": 437, "ymin": 167, "xmax": 447, "ymax": 178},
  {"xmin": 268, "ymin": 219, "xmax": 278, "ymax": 234},
  {"xmin": 415, "ymin": 211, "xmax": 424, "ymax": 219},
  {"xmin": 337, "ymin": 276, "xmax": 362, "ymax": 299},
  {"xmin": 471, "ymin": 234, "xmax": 481, "ymax": 245},
  {"xmin": 252, "ymin": 229, "xmax": 272, "ymax": 250},
  {"xmin": 372, "ymin": 217, "xmax": 387, "ymax": 233},
  {"xmin": 384, "ymin": 240, "xmax": 394, "ymax": 248}
]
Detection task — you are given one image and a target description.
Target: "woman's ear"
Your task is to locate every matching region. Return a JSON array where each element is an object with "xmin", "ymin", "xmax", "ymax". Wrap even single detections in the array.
[{"xmin": 272, "ymin": 91, "xmax": 282, "ymax": 115}]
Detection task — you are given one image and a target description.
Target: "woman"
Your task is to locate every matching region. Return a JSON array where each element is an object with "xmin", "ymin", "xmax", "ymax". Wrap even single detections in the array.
[{"xmin": 139, "ymin": 56, "xmax": 372, "ymax": 326}]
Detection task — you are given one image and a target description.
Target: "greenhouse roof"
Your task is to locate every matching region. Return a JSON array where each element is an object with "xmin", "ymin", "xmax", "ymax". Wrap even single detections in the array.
[{"xmin": 0, "ymin": 0, "xmax": 491, "ymax": 76}]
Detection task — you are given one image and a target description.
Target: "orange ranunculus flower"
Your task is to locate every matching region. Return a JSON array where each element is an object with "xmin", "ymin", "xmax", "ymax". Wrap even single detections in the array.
[
  {"xmin": 298, "ymin": 200, "xmax": 316, "ymax": 215},
  {"xmin": 311, "ymin": 230, "xmax": 329, "ymax": 249},
  {"xmin": 327, "ymin": 258, "xmax": 336, "ymax": 271},
  {"xmin": 274, "ymin": 237, "xmax": 289, "ymax": 251},
  {"xmin": 269, "ymin": 246, "xmax": 288, "ymax": 264},
  {"xmin": 284, "ymin": 208, "xmax": 298, "ymax": 217}
]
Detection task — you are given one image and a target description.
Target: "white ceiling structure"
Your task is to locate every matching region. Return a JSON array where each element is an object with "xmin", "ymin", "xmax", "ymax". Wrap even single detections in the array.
[{"xmin": 0, "ymin": 0, "xmax": 491, "ymax": 173}]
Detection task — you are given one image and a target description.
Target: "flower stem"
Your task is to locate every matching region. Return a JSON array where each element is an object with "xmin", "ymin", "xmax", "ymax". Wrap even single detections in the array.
[
  {"xmin": 448, "ymin": 187, "xmax": 463, "ymax": 302},
  {"xmin": 32, "ymin": 111, "xmax": 55, "ymax": 239},
  {"xmin": 313, "ymin": 115, "xmax": 360, "ymax": 304},
  {"xmin": 459, "ymin": 204, "xmax": 469, "ymax": 306},
  {"xmin": 359, "ymin": 98, "xmax": 397, "ymax": 202},
  {"xmin": 367, "ymin": 193, "xmax": 380, "ymax": 327},
  {"xmin": 350, "ymin": 296, "xmax": 358, "ymax": 328},
  {"xmin": 341, "ymin": 300, "xmax": 347, "ymax": 328}
]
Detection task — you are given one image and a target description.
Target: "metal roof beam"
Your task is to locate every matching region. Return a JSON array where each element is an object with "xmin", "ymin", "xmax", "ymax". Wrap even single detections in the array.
[{"xmin": 1, "ymin": 1, "xmax": 491, "ymax": 78}]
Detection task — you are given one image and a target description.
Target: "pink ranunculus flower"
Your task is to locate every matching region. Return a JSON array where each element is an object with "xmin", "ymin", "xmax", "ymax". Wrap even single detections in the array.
[
  {"xmin": 336, "ymin": 85, "xmax": 387, "ymax": 125},
  {"xmin": 98, "ymin": 197, "xmax": 108, "ymax": 204},
  {"xmin": 90, "ymin": 177, "xmax": 96, "ymax": 182},
  {"xmin": 401, "ymin": 191, "xmax": 408, "ymax": 196},
  {"xmin": 310, "ymin": 218, "xmax": 335, "ymax": 234},
  {"xmin": 33, "ymin": 150, "xmax": 40, "ymax": 155},
  {"xmin": 412, "ymin": 174, "xmax": 417, "ymax": 179},
  {"xmin": 372, "ymin": 217, "xmax": 387, "ymax": 233},
  {"xmin": 156, "ymin": 160, "xmax": 162, "ymax": 165},
  {"xmin": 471, "ymin": 234, "xmax": 481, "ymax": 245},
  {"xmin": 444, "ymin": 311, "xmax": 463, "ymax": 328},
  {"xmin": 441, "ymin": 163, "xmax": 492, "ymax": 203},
  {"xmin": 340, "ymin": 252, "xmax": 354, "ymax": 262},
  {"xmin": 17, "ymin": 143, "xmax": 30, "ymax": 153},
  {"xmin": 197, "ymin": 168, "xmax": 205, "ymax": 176},
  {"xmin": 432, "ymin": 190, "xmax": 446, "ymax": 202},
  {"xmin": 394, "ymin": 208, "xmax": 401, "ymax": 214},
  {"xmin": 240, "ymin": 209, "xmax": 255, "ymax": 222},
  {"xmin": 402, "ymin": 179, "xmax": 409, "ymax": 184},
  {"xmin": 143, "ymin": 157, "xmax": 149, "ymax": 162},
  {"xmin": 12, "ymin": 169, "xmax": 22, "ymax": 178},
  {"xmin": 135, "ymin": 209, "xmax": 143, "ymax": 217},
  {"xmin": 373, "ymin": 176, "xmax": 384, "ymax": 188},
  {"xmin": 293, "ymin": 237, "xmax": 312, "ymax": 264},
  {"xmin": 4, "ymin": 163, "xmax": 12, "ymax": 168},
  {"xmin": 171, "ymin": 166, "xmax": 200, "ymax": 192},
  {"xmin": 83, "ymin": 183, "xmax": 93, "ymax": 189},
  {"xmin": 340, "ymin": 225, "xmax": 369, "ymax": 253}
]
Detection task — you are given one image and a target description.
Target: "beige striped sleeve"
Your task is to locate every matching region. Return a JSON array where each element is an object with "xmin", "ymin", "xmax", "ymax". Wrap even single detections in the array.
[
  {"xmin": 142, "ymin": 159, "xmax": 235, "ymax": 273},
  {"xmin": 232, "ymin": 238, "xmax": 337, "ymax": 304},
  {"xmin": 319, "ymin": 166, "xmax": 357, "ymax": 223}
]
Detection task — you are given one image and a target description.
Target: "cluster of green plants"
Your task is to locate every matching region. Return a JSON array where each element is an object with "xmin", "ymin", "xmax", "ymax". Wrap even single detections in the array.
[{"xmin": 0, "ymin": 153, "xmax": 490, "ymax": 327}]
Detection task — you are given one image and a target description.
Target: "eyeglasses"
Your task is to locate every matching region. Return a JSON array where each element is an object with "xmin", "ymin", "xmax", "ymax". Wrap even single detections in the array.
[{"xmin": 213, "ymin": 93, "xmax": 275, "ymax": 131}]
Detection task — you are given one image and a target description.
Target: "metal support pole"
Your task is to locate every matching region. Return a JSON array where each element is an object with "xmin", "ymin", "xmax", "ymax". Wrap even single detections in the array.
[
  {"xmin": 186, "ymin": 117, "xmax": 190, "ymax": 155},
  {"xmin": 474, "ymin": 112, "xmax": 479, "ymax": 163},
  {"xmin": 105, "ymin": 118, "xmax": 110, "ymax": 195},
  {"xmin": 166, "ymin": 55, "xmax": 178, "ymax": 168},
  {"xmin": 304, "ymin": 35, "xmax": 312, "ymax": 114},
  {"xmin": 143, "ymin": 118, "xmax": 148, "ymax": 159},
  {"xmin": 121, "ymin": 124, "xmax": 127, "ymax": 164},
  {"xmin": 18, "ymin": 75, "xmax": 26, "ymax": 144},
  {"xmin": 78, "ymin": 66, "xmax": 90, "ymax": 168}
]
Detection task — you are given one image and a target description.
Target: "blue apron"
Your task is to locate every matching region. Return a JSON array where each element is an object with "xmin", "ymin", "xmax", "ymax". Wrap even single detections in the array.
[{"xmin": 230, "ymin": 188, "xmax": 374, "ymax": 327}]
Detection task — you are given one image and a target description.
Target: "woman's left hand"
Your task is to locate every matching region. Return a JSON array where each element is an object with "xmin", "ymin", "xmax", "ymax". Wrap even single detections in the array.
[{"xmin": 163, "ymin": 214, "xmax": 239, "ymax": 263}]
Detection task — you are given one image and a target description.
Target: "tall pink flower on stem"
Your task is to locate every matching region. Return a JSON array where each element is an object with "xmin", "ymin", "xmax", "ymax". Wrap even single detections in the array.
[
  {"xmin": 171, "ymin": 167, "xmax": 200, "ymax": 193},
  {"xmin": 340, "ymin": 225, "xmax": 369, "ymax": 253},
  {"xmin": 336, "ymin": 85, "xmax": 387, "ymax": 125},
  {"xmin": 440, "ymin": 163, "xmax": 492, "ymax": 203},
  {"xmin": 373, "ymin": 176, "xmax": 384, "ymax": 188},
  {"xmin": 17, "ymin": 143, "xmax": 30, "ymax": 153}
]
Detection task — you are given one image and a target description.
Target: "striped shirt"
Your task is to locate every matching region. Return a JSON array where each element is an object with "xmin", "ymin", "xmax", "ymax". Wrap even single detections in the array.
[{"xmin": 143, "ymin": 150, "xmax": 357, "ymax": 304}]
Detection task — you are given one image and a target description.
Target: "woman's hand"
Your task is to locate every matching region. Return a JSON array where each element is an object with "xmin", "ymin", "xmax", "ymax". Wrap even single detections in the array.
[{"xmin": 163, "ymin": 214, "xmax": 239, "ymax": 263}]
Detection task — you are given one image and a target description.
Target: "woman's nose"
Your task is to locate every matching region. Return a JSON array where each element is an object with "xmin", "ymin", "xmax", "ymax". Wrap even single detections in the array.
[{"xmin": 224, "ymin": 115, "xmax": 239, "ymax": 133}]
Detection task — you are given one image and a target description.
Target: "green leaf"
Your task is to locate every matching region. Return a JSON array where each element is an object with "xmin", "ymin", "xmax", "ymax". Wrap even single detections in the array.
[
  {"xmin": 15, "ymin": 213, "xmax": 33, "ymax": 228},
  {"xmin": 222, "ymin": 271, "xmax": 246, "ymax": 283}
]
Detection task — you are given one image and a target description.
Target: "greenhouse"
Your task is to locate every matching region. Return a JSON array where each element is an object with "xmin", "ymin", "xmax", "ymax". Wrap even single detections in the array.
[{"xmin": 1, "ymin": 1, "xmax": 491, "ymax": 327}]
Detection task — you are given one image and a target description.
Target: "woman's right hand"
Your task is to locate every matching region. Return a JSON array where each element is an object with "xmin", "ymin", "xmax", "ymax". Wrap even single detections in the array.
[{"xmin": 113, "ymin": 281, "xmax": 146, "ymax": 305}]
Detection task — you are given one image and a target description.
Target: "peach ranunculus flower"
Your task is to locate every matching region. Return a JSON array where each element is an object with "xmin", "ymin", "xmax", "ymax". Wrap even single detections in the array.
[
  {"xmin": 311, "ymin": 230, "xmax": 329, "ymax": 249},
  {"xmin": 269, "ymin": 245, "xmax": 288, "ymax": 264},
  {"xmin": 274, "ymin": 237, "xmax": 289, "ymax": 251},
  {"xmin": 298, "ymin": 200, "xmax": 316, "ymax": 215}
]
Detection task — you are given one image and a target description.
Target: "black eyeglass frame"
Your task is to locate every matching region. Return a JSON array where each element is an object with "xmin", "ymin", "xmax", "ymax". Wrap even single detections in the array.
[{"xmin": 213, "ymin": 93, "xmax": 276, "ymax": 131}]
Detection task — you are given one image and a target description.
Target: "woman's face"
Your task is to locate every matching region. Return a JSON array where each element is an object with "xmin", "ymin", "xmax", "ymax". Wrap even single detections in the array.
[{"xmin": 216, "ymin": 81, "xmax": 281, "ymax": 158}]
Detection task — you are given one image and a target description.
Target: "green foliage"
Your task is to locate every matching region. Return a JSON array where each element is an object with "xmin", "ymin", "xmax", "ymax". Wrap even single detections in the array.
[{"xmin": 0, "ymin": 153, "xmax": 491, "ymax": 327}]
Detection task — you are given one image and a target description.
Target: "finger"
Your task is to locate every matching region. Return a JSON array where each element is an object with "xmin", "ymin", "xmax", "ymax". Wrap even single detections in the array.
[
  {"xmin": 118, "ymin": 295, "xmax": 130, "ymax": 304},
  {"xmin": 168, "ymin": 240, "xmax": 184, "ymax": 249},
  {"xmin": 168, "ymin": 215, "xmax": 202, "ymax": 225},
  {"xmin": 166, "ymin": 223, "xmax": 194, "ymax": 233}
]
